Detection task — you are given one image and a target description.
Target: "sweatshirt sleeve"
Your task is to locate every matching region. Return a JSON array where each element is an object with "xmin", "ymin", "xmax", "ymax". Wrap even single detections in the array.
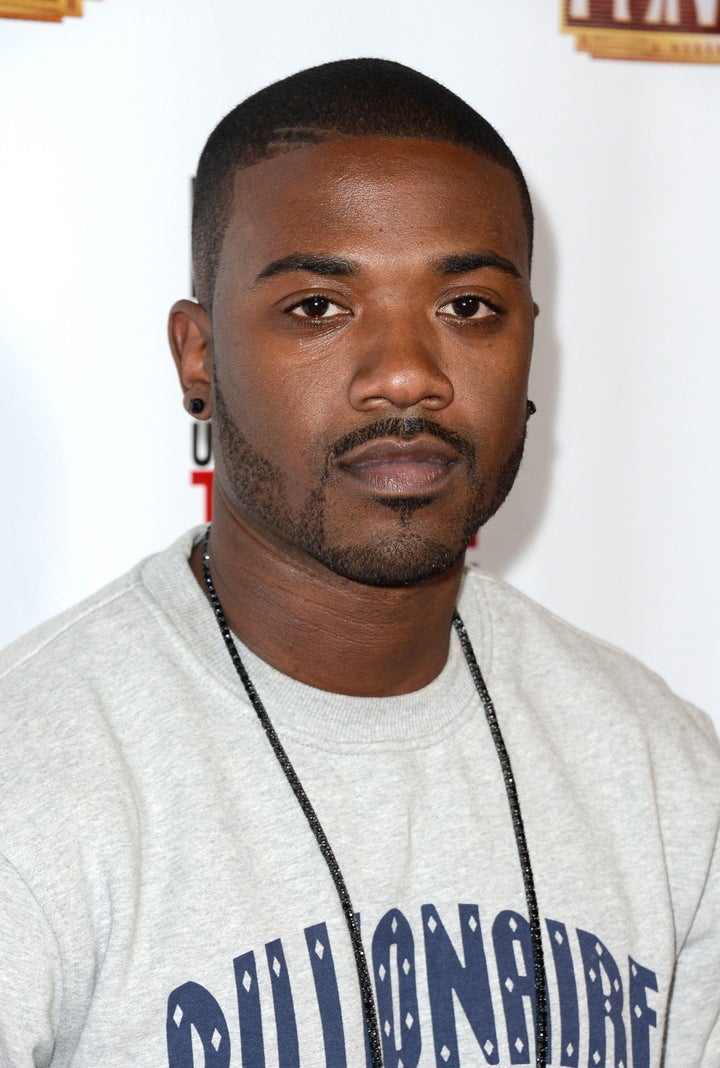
[
  {"xmin": 0, "ymin": 853, "xmax": 61, "ymax": 1067},
  {"xmin": 662, "ymin": 825, "xmax": 720, "ymax": 1064}
]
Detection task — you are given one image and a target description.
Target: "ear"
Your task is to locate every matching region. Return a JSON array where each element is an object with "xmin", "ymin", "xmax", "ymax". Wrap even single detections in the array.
[{"xmin": 168, "ymin": 299, "xmax": 213, "ymax": 418}]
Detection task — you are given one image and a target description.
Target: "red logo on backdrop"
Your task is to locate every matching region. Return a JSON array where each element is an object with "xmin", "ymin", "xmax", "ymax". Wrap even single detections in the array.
[
  {"xmin": 562, "ymin": 0, "xmax": 720, "ymax": 61},
  {"xmin": 191, "ymin": 422, "xmax": 213, "ymax": 522},
  {"xmin": 188, "ymin": 177, "xmax": 215, "ymax": 520}
]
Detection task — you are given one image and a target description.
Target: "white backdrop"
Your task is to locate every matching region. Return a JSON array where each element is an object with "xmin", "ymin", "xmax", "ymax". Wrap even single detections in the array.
[{"xmin": 1, "ymin": 1, "xmax": 718, "ymax": 724}]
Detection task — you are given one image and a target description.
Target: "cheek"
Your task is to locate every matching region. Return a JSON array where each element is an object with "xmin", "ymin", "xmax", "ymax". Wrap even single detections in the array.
[
  {"xmin": 220, "ymin": 341, "xmax": 348, "ymax": 448},
  {"xmin": 214, "ymin": 360, "xmax": 334, "ymax": 497},
  {"xmin": 217, "ymin": 309, "xmax": 329, "ymax": 397},
  {"xmin": 456, "ymin": 342, "xmax": 531, "ymax": 431}
]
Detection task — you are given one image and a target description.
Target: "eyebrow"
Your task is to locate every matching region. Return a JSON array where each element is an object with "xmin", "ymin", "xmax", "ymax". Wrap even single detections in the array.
[
  {"xmin": 254, "ymin": 249, "xmax": 522, "ymax": 285},
  {"xmin": 434, "ymin": 251, "xmax": 521, "ymax": 279},
  {"xmin": 255, "ymin": 254, "xmax": 359, "ymax": 283}
]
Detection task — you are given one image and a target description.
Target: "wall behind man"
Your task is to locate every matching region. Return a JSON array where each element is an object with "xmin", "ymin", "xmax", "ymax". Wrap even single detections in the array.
[{"xmin": 1, "ymin": 0, "xmax": 718, "ymax": 724}]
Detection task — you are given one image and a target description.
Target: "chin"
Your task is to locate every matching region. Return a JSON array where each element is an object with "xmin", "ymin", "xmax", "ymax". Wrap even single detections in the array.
[
  {"xmin": 290, "ymin": 432, "xmax": 526, "ymax": 588},
  {"xmin": 310, "ymin": 532, "xmax": 469, "ymax": 588}
]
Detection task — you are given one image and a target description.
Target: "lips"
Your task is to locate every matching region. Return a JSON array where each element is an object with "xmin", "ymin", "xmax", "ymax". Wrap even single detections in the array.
[{"xmin": 337, "ymin": 436, "xmax": 460, "ymax": 495}]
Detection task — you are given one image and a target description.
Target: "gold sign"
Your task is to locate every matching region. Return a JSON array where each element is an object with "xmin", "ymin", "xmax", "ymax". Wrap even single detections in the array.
[
  {"xmin": 0, "ymin": 0, "xmax": 99, "ymax": 21},
  {"xmin": 562, "ymin": 0, "xmax": 720, "ymax": 62}
]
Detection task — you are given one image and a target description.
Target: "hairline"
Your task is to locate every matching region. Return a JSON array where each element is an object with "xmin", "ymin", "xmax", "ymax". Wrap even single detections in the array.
[{"xmin": 194, "ymin": 132, "xmax": 533, "ymax": 309}]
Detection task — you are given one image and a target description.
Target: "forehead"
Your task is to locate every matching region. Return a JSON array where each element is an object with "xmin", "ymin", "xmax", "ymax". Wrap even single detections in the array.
[{"xmin": 216, "ymin": 137, "xmax": 530, "ymax": 285}]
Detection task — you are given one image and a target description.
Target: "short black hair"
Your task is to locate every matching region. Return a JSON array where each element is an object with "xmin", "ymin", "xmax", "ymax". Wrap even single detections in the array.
[{"xmin": 192, "ymin": 58, "xmax": 533, "ymax": 306}]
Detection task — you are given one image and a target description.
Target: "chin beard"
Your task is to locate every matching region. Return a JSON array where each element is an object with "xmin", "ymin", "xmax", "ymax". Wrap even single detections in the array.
[
  {"xmin": 304, "ymin": 531, "xmax": 466, "ymax": 588},
  {"xmin": 214, "ymin": 378, "xmax": 526, "ymax": 588},
  {"xmin": 294, "ymin": 433, "xmax": 526, "ymax": 588}
]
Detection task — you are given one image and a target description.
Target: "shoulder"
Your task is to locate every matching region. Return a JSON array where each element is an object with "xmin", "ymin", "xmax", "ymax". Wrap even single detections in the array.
[
  {"xmin": 0, "ymin": 527, "xmax": 203, "ymax": 690},
  {"xmin": 0, "ymin": 528, "xmax": 208, "ymax": 881},
  {"xmin": 0, "ymin": 568, "xmax": 144, "ymax": 682},
  {"xmin": 0, "ymin": 527, "xmax": 205, "ymax": 817},
  {"xmin": 460, "ymin": 566, "xmax": 720, "ymax": 937},
  {"xmin": 459, "ymin": 563, "xmax": 720, "ymax": 783}
]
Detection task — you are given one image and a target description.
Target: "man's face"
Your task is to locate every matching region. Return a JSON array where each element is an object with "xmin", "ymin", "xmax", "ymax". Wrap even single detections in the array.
[{"xmin": 208, "ymin": 137, "xmax": 535, "ymax": 586}]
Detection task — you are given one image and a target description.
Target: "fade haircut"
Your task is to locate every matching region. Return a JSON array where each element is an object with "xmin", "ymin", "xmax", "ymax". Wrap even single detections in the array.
[{"xmin": 192, "ymin": 58, "xmax": 534, "ymax": 307}]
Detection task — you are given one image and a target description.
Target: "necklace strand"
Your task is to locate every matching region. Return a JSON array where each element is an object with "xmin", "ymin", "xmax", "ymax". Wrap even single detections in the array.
[
  {"xmin": 452, "ymin": 610, "xmax": 548, "ymax": 1066},
  {"xmin": 201, "ymin": 530, "xmax": 383, "ymax": 1067},
  {"xmin": 202, "ymin": 527, "xmax": 547, "ymax": 1067}
]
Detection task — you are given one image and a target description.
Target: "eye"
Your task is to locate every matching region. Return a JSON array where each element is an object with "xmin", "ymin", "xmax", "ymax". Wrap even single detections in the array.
[
  {"xmin": 287, "ymin": 295, "xmax": 350, "ymax": 320},
  {"xmin": 438, "ymin": 295, "xmax": 498, "ymax": 320}
]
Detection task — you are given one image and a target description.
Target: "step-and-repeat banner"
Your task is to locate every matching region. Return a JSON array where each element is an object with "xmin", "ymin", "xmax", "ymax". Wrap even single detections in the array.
[{"xmin": 1, "ymin": 0, "xmax": 718, "ymax": 721}]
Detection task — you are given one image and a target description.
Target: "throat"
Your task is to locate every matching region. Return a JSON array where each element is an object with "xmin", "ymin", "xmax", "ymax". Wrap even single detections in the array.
[{"xmin": 189, "ymin": 527, "xmax": 464, "ymax": 697}]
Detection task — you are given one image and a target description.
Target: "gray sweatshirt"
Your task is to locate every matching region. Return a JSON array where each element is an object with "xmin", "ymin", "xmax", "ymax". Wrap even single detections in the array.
[{"xmin": 0, "ymin": 528, "xmax": 718, "ymax": 1067}]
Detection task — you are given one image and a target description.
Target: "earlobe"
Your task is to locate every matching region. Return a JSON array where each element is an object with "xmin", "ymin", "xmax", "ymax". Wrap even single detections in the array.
[{"xmin": 168, "ymin": 299, "xmax": 213, "ymax": 417}]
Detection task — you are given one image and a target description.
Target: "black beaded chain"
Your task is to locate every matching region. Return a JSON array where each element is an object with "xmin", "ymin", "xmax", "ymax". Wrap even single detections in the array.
[
  {"xmin": 452, "ymin": 610, "xmax": 548, "ymax": 1067},
  {"xmin": 201, "ymin": 529, "xmax": 383, "ymax": 1067},
  {"xmin": 202, "ymin": 527, "xmax": 548, "ymax": 1067}
]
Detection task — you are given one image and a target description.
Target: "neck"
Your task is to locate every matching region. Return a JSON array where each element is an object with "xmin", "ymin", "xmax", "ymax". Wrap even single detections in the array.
[{"xmin": 190, "ymin": 511, "xmax": 465, "ymax": 698}]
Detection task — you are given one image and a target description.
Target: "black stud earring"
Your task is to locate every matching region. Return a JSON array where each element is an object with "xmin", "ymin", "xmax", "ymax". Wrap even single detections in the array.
[
  {"xmin": 189, "ymin": 398, "xmax": 205, "ymax": 416},
  {"xmin": 526, "ymin": 400, "xmax": 537, "ymax": 418}
]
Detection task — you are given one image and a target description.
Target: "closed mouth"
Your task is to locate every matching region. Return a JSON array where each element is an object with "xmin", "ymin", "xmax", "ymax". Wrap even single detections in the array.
[{"xmin": 337, "ymin": 436, "xmax": 459, "ymax": 495}]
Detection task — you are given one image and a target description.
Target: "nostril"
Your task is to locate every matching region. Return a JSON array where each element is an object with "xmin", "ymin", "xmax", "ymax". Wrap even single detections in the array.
[{"xmin": 348, "ymin": 353, "xmax": 454, "ymax": 412}]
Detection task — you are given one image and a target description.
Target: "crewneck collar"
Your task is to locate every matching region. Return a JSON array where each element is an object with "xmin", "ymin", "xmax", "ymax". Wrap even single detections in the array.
[{"xmin": 141, "ymin": 527, "xmax": 493, "ymax": 748}]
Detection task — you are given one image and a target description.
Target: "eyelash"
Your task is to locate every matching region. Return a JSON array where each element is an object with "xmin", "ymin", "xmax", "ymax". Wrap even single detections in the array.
[
  {"xmin": 284, "ymin": 292, "xmax": 503, "ymax": 323},
  {"xmin": 437, "ymin": 294, "xmax": 502, "ymax": 320},
  {"xmin": 286, "ymin": 295, "xmax": 349, "ymax": 320}
]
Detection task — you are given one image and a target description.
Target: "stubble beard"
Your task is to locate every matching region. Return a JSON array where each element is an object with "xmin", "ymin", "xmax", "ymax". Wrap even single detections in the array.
[{"xmin": 213, "ymin": 381, "xmax": 526, "ymax": 588}]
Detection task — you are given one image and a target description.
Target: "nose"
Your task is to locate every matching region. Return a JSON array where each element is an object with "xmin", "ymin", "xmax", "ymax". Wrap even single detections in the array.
[{"xmin": 348, "ymin": 316, "xmax": 454, "ymax": 413}]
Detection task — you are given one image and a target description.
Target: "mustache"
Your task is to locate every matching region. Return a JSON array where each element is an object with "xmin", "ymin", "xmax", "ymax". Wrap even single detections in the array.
[{"xmin": 328, "ymin": 416, "xmax": 476, "ymax": 463}]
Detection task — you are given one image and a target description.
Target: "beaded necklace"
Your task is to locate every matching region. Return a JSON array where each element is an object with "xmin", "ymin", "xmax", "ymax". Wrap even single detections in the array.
[{"xmin": 201, "ymin": 527, "xmax": 547, "ymax": 1067}]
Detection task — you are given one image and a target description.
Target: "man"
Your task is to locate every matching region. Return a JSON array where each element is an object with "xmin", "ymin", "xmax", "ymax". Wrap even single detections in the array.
[{"xmin": 0, "ymin": 59, "xmax": 717, "ymax": 1068}]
